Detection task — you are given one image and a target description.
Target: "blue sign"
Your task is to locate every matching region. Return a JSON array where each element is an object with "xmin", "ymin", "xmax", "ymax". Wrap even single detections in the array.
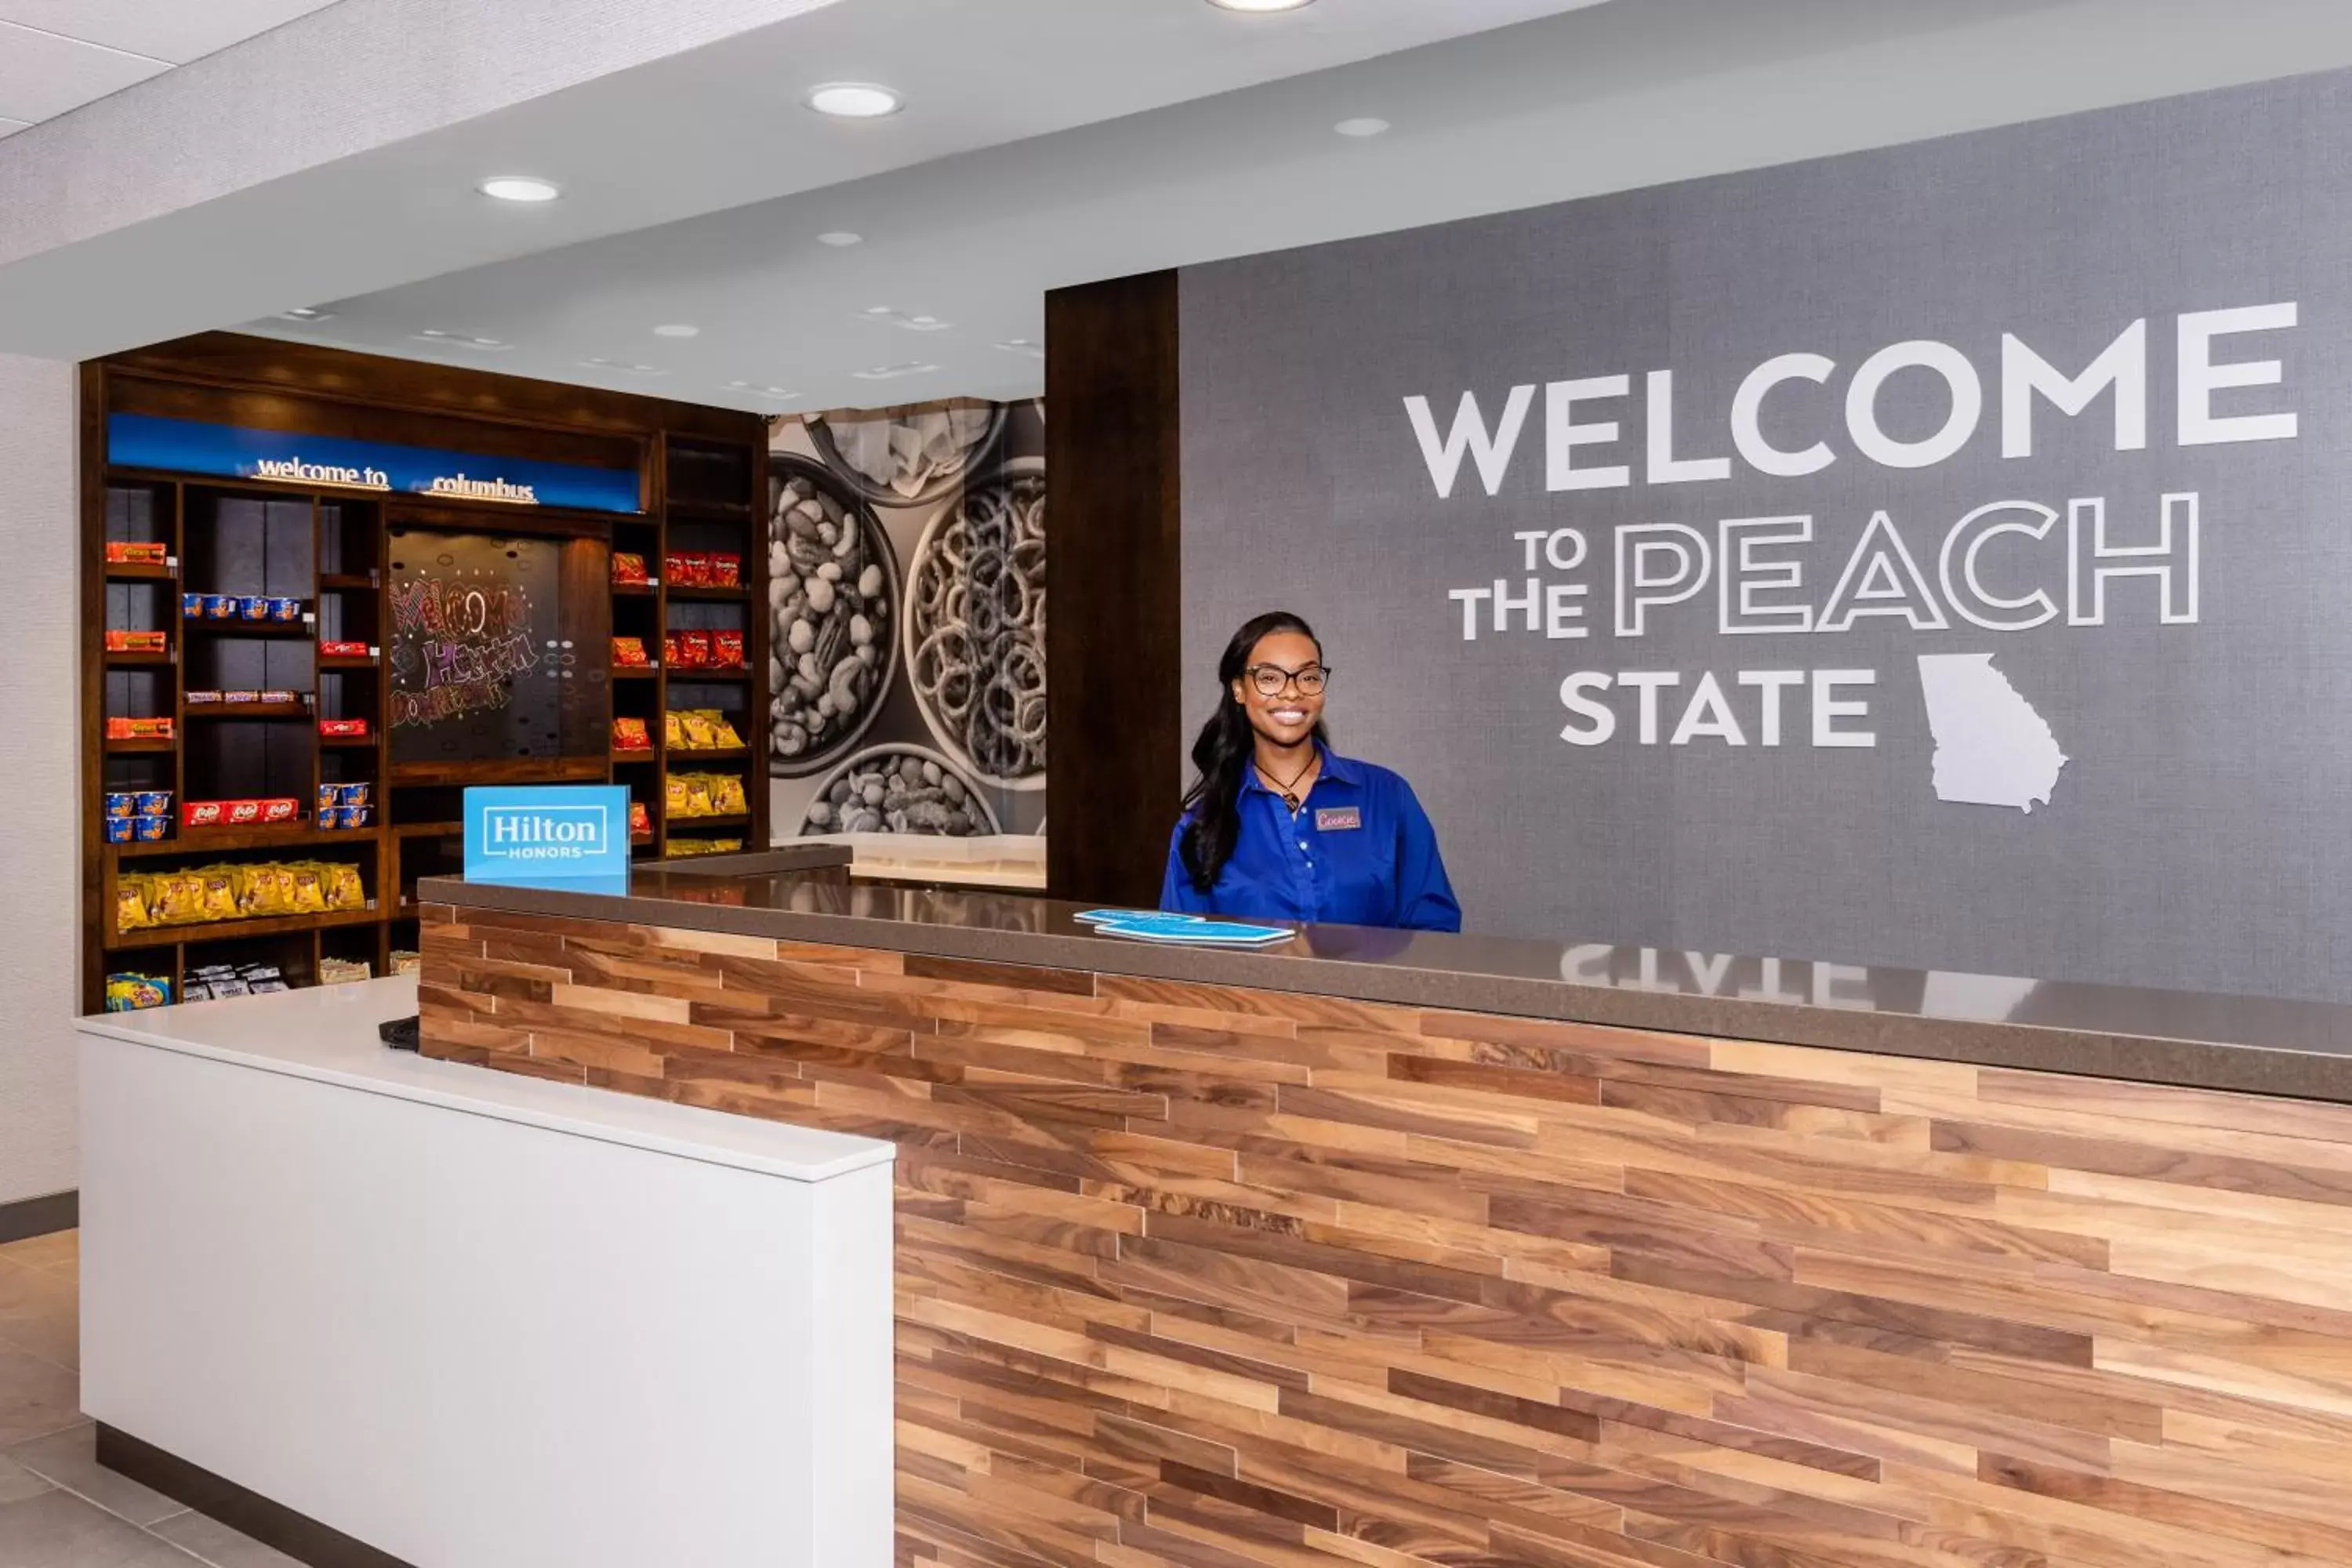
[
  {"xmin": 1074, "ymin": 910, "xmax": 1296, "ymax": 946},
  {"xmin": 464, "ymin": 787, "xmax": 632, "ymax": 892},
  {"xmin": 107, "ymin": 413, "xmax": 643, "ymax": 515}
]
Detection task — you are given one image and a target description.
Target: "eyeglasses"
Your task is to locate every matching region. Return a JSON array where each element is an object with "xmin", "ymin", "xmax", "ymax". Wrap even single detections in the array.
[{"xmin": 1245, "ymin": 662, "xmax": 1331, "ymax": 698}]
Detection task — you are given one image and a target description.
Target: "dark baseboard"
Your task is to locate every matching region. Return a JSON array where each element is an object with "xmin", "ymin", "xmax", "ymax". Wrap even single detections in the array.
[
  {"xmin": 95, "ymin": 1425, "xmax": 416, "ymax": 1568},
  {"xmin": 0, "ymin": 1190, "xmax": 76, "ymax": 1245}
]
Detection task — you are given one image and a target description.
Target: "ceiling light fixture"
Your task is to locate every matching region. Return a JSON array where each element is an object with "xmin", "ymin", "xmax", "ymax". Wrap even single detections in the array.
[
  {"xmin": 413, "ymin": 331, "xmax": 509, "ymax": 350},
  {"xmin": 1334, "ymin": 118, "xmax": 1392, "ymax": 138},
  {"xmin": 477, "ymin": 176, "xmax": 562, "ymax": 203},
  {"xmin": 806, "ymin": 83, "xmax": 902, "ymax": 119},
  {"xmin": 817, "ymin": 231, "xmax": 865, "ymax": 248},
  {"xmin": 724, "ymin": 382, "xmax": 804, "ymax": 401},
  {"xmin": 653, "ymin": 324, "xmax": 701, "ymax": 339},
  {"xmin": 851, "ymin": 361, "xmax": 939, "ymax": 382},
  {"xmin": 862, "ymin": 306, "xmax": 951, "ymax": 332},
  {"xmin": 1207, "ymin": 0, "xmax": 1316, "ymax": 10},
  {"xmin": 278, "ymin": 307, "xmax": 335, "ymax": 323},
  {"xmin": 580, "ymin": 358, "xmax": 667, "ymax": 376},
  {"xmin": 994, "ymin": 339, "xmax": 1047, "ymax": 360}
]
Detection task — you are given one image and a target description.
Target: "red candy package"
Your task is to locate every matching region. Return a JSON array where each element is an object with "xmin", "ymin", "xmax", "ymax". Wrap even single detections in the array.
[
  {"xmin": 713, "ymin": 630, "xmax": 745, "ymax": 669},
  {"xmin": 227, "ymin": 800, "xmax": 263, "ymax": 826},
  {"xmin": 183, "ymin": 801, "xmax": 225, "ymax": 828},
  {"xmin": 319, "ymin": 640, "xmax": 371, "ymax": 659}
]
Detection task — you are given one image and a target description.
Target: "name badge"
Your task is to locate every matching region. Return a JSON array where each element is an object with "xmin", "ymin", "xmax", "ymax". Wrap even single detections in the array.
[{"xmin": 1315, "ymin": 807, "xmax": 1363, "ymax": 832}]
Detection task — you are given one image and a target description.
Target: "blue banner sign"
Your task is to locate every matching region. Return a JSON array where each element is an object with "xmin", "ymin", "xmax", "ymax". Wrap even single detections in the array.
[
  {"xmin": 464, "ymin": 786, "xmax": 631, "ymax": 892},
  {"xmin": 1073, "ymin": 910, "xmax": 1296, "ymax": 946},
  {"xmin": 107, "ymin": 413, "xmax": 642, "ymax": 515}
]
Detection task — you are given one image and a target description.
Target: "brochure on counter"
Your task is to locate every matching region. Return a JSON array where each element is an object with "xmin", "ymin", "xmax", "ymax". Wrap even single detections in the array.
[{"xmin": 1074, "ymin": 909, "xmax": 1296, "ymax": 946}]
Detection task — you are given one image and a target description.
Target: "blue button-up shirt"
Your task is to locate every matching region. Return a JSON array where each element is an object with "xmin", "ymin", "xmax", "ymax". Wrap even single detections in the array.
[{"xmin": 1160, "ymin": 748, "xmax": 1461, "ymax": 932}]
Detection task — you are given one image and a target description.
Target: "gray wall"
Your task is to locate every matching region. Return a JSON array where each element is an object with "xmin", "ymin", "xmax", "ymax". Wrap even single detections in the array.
[
  {"xmin": 1181, "ymin": 68, "xmax": 2352, "ymax": 1002},
  {"xmin": 0, "ymin": 354, "xmax": 81, "ymax": 1204}
]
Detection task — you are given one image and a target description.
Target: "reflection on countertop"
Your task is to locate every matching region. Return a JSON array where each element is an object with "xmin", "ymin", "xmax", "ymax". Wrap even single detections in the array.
[{"xmin": 423, "ymin": 856, "xmax": 2352, "ymax": 1102}]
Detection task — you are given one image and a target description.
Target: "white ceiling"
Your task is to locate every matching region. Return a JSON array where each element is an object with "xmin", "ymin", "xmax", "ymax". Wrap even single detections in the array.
[
  {"xmin": 249, "ymin": 0, "xmax": 2352, "ymax": 416},
  {"xmin": 0, "ymin": 0, "xmax": 343, "ymax": 134},
  {"xmin": 0, "ymin": 0, "xmax": 1606, "ymax": 359}
]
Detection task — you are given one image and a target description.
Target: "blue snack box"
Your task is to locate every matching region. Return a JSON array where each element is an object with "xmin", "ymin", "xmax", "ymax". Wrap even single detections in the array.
[
  {"xmin": 269, "ymin": 597, "xmax": 303, "ymax": 622},
  {"xmin": 103, "ymin": 816, "xmax": 134, "ymax": 844},
  {"xmin": 238, "ymin": 595, "xmax": 271, "ymax": 621},
  {"xmin": 203, "ymin": 594, "xmax": 238, "ymax": 619},
  {"xmin": 132, "ymin": 815, "xmax": 170, "ymax": 842},
  {"xmin": 104, "ymin": 792, "xmax": 139, "ymax": 818},
  {"xmin": 181, "ymin": 593, "xmax": 205, "ymax": 618},
  {"xmin": 136, "ymin": 790, "xmax": 172, "ymax": 815}
]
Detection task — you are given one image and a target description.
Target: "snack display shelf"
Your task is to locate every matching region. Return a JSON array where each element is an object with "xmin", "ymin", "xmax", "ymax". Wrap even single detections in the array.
[
  {"xmin": 320, "ymin": 734, "xmax": 378, "ymax": 749},
  {"xmin": 108, "ymin": 905, "xmax": 381, "ymax": 953},
  {"xmin": 670, "ymin": 746, "xmax": 750, "ymax": 760},
  {"xmin": 183, "ymin": 619, "xmax": 313, "ymax": 639},
  {"xmin": 664, "ymin": 585, "xmax": 750, "ymax": 601},
  {"xmin": 611, "ymin": 583, "xmax": 656, "ymax": 597},
  {"xmin": 104, "ymin": 561, "xmax": 177, "ymax": 582},
  {"xmin": 185, "ymin": 702, "xmax": 311, "ymax": 720},
  {"xmin": 612, "ymin": 749, "xmax": 659, "ymax": 763},
  {"xmin": 318, "ymin": 573, "xmax": 379, "ymax": 591},
  {"xmin": 104, "ymin": 738, "xmax": 175, "ymax": 754},
  {"xmin": 668, "ymin": 667, "xmax": 752, "ymax": 681},
  {"xmin": 612, "ymin": 667, "xmax": 660, "ymax": 681},
  {"xmin": 668, "ymin": 813, "xmax": 752, "ymax": 829},
  {"xmin": 318, "ymin": 655, "xmax": 379, "ymax": 670},
  {"xmin": 390, "ymin": 822, "xmax": 463, "ymax": 839},
  {"xmin": 104, "ymin": 651, "xmax": 175, "ymax": 666},
  {"xmin": 113, "ymin": 824, "xmax": 357, "ymax": 858}
]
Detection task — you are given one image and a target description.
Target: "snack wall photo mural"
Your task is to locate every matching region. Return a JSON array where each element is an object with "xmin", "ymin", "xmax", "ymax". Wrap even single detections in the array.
[{"xmin": 768, "ymin": 398, "xmax": 1046, "ymax": 840}]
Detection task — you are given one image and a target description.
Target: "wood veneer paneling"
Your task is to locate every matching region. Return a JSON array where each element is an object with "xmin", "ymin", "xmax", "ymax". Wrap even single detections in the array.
[
  {"xmin": 1044, "ymin": 271, "xmax": 1182, "ymax": 909},
  {"xmin": 420, "ymin": 904, "xmax": 2352, "ymax": 1568}
]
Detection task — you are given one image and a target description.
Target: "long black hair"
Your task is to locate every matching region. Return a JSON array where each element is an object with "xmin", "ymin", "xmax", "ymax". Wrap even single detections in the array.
[{"xmin": 1178, "ymin": 611, "xmax": 1328, "ymax": 894}]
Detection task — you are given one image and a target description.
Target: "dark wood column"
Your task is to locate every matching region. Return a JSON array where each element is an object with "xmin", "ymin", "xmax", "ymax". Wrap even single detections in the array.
[{"xmin": 1044, "ymin": 271, "xmax": 1182, "ymax": 906}]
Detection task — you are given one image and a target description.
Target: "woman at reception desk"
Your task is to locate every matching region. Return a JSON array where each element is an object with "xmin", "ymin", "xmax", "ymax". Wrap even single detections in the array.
[
  {"xmin": 1162, "ymin": 610, "xmax": 1461, "ymax": 932},
  {"xmin": 416, "ymin": 848, "xmax": 2352, "ymax": 1568}
]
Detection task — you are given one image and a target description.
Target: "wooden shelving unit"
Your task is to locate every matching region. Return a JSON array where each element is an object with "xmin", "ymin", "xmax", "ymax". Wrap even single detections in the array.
[{"xmin": 82, "ymin": 334, "xmax": 770, "ymax": 1011}]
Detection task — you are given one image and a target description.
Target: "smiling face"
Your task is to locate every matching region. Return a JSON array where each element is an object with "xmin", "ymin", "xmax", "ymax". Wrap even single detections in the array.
[{"xmin": 1232, "ymin": 629, "xmax": 1327, "ymax": 750}]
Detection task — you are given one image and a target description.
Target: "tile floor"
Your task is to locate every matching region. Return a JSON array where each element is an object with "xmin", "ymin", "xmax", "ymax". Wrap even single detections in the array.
[{"xmin": 0, "ymin": 1231, "xmax": 299, "ymax": 1567}]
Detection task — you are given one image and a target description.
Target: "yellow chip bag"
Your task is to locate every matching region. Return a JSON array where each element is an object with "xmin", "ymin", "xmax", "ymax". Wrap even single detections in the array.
[
  {"xmin": 235, "ymin": 865, "xmax": 289, "ymax": 917},
  {"xmin": 153, "ymin": 871, "xmax": 209, "ymax": 924},
  {"xmin": 115, "ymin": 874, "xmax": 154, "ymax": 931},
  {"xmin": 707, "ymin": 712, "xmax": 744, "ymax": 750},
  {"xmin": 713, "ymin": 774, "xmax": 748, "ymax": 815},
  {"xmin": 321, "ymin": 862, "xmax": 364, "ymax": 911},
  {"xmin": 685, "ymin": 774, "xmax": 717, "ymax": 817},
  {"xmin": 664, "ymin": 774, "xmax": 691, "ymax": 815},
  {"xmin": 679, "ymin": 710, "xmax": 718, "ymax": 750},
  {"xmin": 288, "ymin": 865, "xmax": 328, "ymax": 914},
  {"xmin": 198, "ymin": 870, "xmax": 240, "ymax": 923},
  {"xmin": 663, "ymin": 711, "xmax": 687, "ymax": 750}
]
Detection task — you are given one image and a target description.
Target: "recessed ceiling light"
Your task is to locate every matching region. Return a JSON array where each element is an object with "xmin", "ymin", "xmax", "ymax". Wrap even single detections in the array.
[
  {"xmin": 724, "ymin": 382, "xmax": 804, "ymax": 401},
  {"xmin": 1207, "ymin": 0, "xmax": 1316, "ymax": 10},
  {"xmin": 413, "ymin": 331, "xmax": 509, "ymax": 350},
  {"xmin": 807, "ymin": 83, "xmax": 902, "ymax": 119},
  {"xmin": 817, "ymin": 231, "xmax": 864, "ymax": 248},
  {"xmin": 477, "ymin": 176, "xmax": 562, "ymax": 203},
  {"xmin": 851, "ymin": 361, "xmax": 938, "ymax": 382},
  {"xmin": 652, "ymin": 324, "xmax": 701, "ymax": 339},
  {"xmin": 994, "ymin": 339, "xmax": 1046, "ymax": 360},
  {"xmin": 580, "ymin": 358, "xmax": 666, "ymax": 376},
  {"xmin": 1335, "ymin": 118, "xmax": 1392, "ymax": 139},
  {"xmin": 278, "ymin": 307, "xmax": 336, "ymax": 324}
]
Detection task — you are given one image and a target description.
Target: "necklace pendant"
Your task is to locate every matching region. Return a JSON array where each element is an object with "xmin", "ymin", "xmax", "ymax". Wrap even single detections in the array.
[{"xmin": 1282, "ymin": 792, "xmax": 1300, "ymax": 812}]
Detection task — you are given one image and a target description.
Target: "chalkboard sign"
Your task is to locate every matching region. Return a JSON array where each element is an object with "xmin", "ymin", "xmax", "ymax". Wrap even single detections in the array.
[{"xmin": 387, "ymin": 529, "xmax": 610, "ymax": 772}]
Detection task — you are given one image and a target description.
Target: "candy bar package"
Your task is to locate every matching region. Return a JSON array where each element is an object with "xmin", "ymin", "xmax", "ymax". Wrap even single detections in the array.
[
  {"xmin": 319, "ymin": 717, "xmax": 370, "ymax": 738},
  {"xmin": 227, "ymin": 800, "xmax": 263, "ymax": 826},
  {"xmin": 221, "ymin": 690, "xmax": 261, "ymax": 706},
  {"xmin": 104, "ymin": 541, "xmax": 169, "ymax": 564},
  {"xmin": 186, "ymin": 690, "xmax": 223, "ymax": 704},
  {"xmin": 106, "ymin": 717, "xmax": 174, "ymax": 740},
  {"xmin": 712, "ymin": 630, "xmax": 746, "ymax": 669},
  {"xmin": 258, "ymin": 689, "xmax": 299, "ymax": 707},
  {"xmin": 319, "ymin": 640, "xmax": 371, "ymax": 659},
  {"xmin": 103, "ymin": 630, "xmax": 169, "ymax": 654},
  {"xmin": 261, "ymin": 798, "xmax": 300, "ymax": 823}
]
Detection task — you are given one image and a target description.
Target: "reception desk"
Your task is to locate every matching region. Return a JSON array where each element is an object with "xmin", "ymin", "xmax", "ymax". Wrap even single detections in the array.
[{"xmin": 419, "ymin": 857, "xmax": 2352, "ymax": 1568}]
